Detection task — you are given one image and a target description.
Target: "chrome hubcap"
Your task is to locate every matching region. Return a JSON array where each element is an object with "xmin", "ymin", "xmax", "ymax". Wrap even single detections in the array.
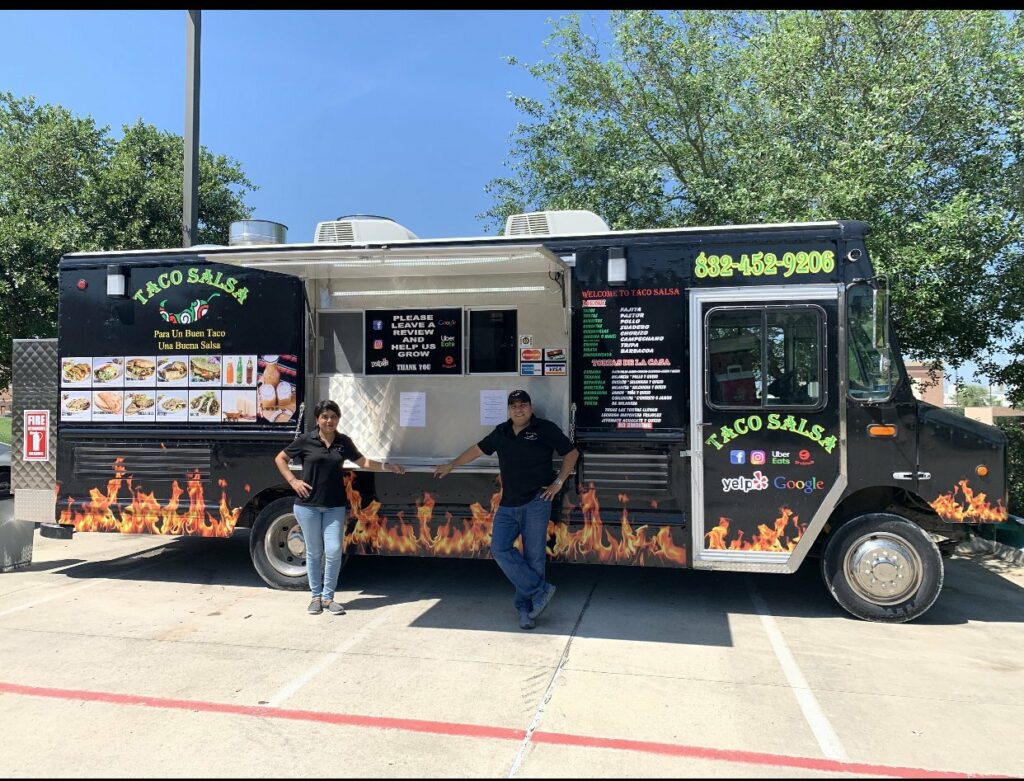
[
  {"xmin": 263, "ymin": 512, "xmax": 307, "ymax": 578},
  {"xmin": 844, "ymin": 531, "xmax": 922, "ymax": 605}
]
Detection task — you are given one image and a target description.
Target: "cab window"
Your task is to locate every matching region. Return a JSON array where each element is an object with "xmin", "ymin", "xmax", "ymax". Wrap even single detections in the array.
[{"xmin": 707, "ymin": 306, "xmax": 824, "ymax": 408}]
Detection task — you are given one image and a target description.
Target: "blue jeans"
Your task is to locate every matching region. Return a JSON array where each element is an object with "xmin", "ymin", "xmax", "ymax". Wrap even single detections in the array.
[
  {"xmin": 293, "ymin": 504, "xmax": 346, "ymax": 601},
  {"xmin": 490, "ymin": 494, "xmax": 551, "ymax": 612}
]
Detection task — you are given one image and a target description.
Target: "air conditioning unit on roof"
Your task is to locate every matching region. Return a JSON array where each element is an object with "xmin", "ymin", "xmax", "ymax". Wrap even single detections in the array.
[
  {"xmin": 314, "ymin": 214, "xmax": 418, "ymax": 243},
  {"xmin": 504, "ymin": 209, "xmax": 610, "ymax": 237}
]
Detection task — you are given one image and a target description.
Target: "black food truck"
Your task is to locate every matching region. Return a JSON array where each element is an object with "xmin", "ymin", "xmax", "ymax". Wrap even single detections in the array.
[{"xmin": 38, "ymin": 211, "xmax": 1007, "ymax": 622}]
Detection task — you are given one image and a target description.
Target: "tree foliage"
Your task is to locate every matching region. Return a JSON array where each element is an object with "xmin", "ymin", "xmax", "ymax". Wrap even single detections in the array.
[
  {"xmin": 487, "ymin": 10, "xmax": 1024, "ymax": 400},
  {"xmin": 0, "ymin": 93, "xmax": 255, "ymax": 387},
  {"xmin": 954, "ymin": 383, "xmax": 998, "ymax": 407}
]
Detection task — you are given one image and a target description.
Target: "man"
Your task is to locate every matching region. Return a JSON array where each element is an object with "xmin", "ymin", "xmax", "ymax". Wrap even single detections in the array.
[{"xmin": 434, "ymin": 390, "xmax": 579, "ymax": 630}]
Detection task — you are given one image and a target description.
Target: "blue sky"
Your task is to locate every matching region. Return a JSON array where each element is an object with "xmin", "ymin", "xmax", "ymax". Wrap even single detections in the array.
[
  {"xmin": 1, "ymin": 9, "xmax": 596, "ymax": 241},
  {"xmin": 0, "ymin": 10, "xmax": 1001, "ymax": 388}
]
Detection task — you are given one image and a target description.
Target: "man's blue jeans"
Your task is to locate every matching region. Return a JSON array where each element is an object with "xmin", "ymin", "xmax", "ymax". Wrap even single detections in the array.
[
  {"xmin": 490, "ymin": 494, "xmax": 551, "ymax": 611},
  {"xmin": 293, "ymin": 504, "xmax": 346, "ymax": 601}
]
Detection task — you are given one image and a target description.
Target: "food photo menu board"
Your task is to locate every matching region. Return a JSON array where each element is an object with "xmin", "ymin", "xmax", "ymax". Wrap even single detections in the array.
[{"xmin": 59, "ymin": 353, "xmax": 271, "ymax": 423}]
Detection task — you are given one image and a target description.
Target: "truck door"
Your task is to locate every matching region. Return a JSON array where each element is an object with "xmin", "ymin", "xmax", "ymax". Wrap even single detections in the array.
[{"xmin": 689, "ymin": 285, "xmax": 843, "ymax": 569}]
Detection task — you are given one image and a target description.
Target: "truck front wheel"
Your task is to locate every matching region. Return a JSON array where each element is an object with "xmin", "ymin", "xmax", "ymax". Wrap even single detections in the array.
[{"xmin": 821, "ymin": 513, "xmax": 943, "ymax": 623}]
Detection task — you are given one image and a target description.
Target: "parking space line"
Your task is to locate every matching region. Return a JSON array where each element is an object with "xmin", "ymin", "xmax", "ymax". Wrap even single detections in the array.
[
  {"xmin": 508, "ymin": 578, "xmax": 600, "ymax": 778},
  {"xmin": 747, "ymin": 580, "xmax": 848, "ymax": 761},
  {"xmin": 0, "ymin": 681, "xmax": 1005, "ymax": 778},
  {"xmin": 266, "ymin": 572, "xmax": 442, "ymax": 708}
]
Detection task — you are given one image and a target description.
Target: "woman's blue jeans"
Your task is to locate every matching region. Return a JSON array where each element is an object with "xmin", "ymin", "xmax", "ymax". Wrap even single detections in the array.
[
  {"xmin": 490, "ymin": 494, "xmax": 551, "ymax": 612},
  {"xmin": 293, "ymin": 504, "xmax": 346, "ymax": 601}
]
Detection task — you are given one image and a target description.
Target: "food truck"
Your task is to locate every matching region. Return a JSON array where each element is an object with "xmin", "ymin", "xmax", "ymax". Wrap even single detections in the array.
[{"xmin": 21, "ymin": 211, "xmax": 1008, "ymax": 622}]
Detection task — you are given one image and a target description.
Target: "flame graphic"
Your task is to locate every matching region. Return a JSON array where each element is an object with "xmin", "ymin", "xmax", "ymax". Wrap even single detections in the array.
[
  {"xmin": 552, "ymin": 485, "xmax": 687, "ymax": 566},
  {"xmin": 704, "ymin": 507, "xmax": 804, "ymax": 551},
  {"xmin": 929, "ymin": 480, "xmax": 1008, "ymax": 523},
  {"xmin": 342, "ymin": 476, "xmax": 687, "ymax": 567},
  {"xmin": 58, "ymin": 457, "xmax": 240, "ymax": 536},
  {"xmin": 343, "ymin": 473, "xmax": 500, "ymax": 558}
]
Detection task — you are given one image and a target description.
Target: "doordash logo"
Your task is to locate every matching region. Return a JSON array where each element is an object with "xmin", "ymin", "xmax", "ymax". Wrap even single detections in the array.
[{"xmin": 722, "ymin": 470, "xmax": 769, "ymax": 493}]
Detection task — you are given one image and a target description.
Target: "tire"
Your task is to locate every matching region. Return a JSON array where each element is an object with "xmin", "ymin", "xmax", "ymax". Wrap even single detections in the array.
[
  {"xmin": 0, "ymin": 468, "xmax": 10, "ymax": 497},
  {"xmin": 250, "ymin": 496, "xmax": 311, "ymax": 590},
  {"xmin": 821, "ymin": 512, "xmax": 943, "ymax": 623},
  {"xmin": 249, "ymin": 496, "xmax": 350, "ymax": 590}
]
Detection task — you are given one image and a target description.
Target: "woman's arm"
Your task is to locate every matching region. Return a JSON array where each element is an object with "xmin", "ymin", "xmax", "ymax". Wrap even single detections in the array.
[
  {"xmin": 355, "ymin": 456, "xmax": 406, "ymax": 475},
  {"xmin": 275, "ymin": 450, "xmax": 312, "ymax": 500}
]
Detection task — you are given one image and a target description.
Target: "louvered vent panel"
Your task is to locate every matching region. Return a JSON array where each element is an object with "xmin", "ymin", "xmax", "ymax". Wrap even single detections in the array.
[
  {"xmin": 506, "ymin": 213, "xmax": 550, "ymax": 236},
  {"xmin": 74, "ymin": 445, "xmax": 213, "ymax": 480},
  {"xmin": 315, "ymin": 221, "xmax": 355, "ymax": 243},
  {"xmin": 580, "ymin": 451, "xmax": 670, "ymax": 492}
]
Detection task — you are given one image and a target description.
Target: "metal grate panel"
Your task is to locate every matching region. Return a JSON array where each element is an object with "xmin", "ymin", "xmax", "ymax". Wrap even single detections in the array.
[
  {"xmin": 72, "ymin": 444, "xmax": 212, "ymax": 480},
  {"xmin": 580, "ymin": 451, "xmax": 670, "ymax": 492},
  {"xmin": 11, "ymin": 339, "xmax": 58, "ymax": 490}
]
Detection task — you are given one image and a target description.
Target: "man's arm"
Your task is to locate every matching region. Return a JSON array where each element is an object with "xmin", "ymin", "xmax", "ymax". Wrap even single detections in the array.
[
  {"xmin": 541, "ymin": 447, "xmax": 579, "ymax": 501},
  {"xmin": 433, "ymin": 444, "xmax": 485, "ymax": 479}
]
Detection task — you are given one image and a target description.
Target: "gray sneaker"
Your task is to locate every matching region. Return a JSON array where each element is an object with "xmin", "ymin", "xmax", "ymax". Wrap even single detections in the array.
[
  {"xmin": 528, "ymin": 584, "xmax": 556, "ymax": 619},
  {"xmin": 518, "ymin": 609, "xmax": 535, "ymax": 630},
  {"xmin": 307, "ymin": 597, "xmax": 323, "ymax": 615},
  {"xmin": 323, "ymin": 600, "xmax": 346, "ymax": 615}
]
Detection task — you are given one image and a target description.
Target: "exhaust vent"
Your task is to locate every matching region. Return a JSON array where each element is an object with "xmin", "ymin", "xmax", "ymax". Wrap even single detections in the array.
[
  {"xmin": 314, "ymin": 214, "xmax": 418, "ymax": 244},
  {"xmin": 505, "ymin": 209, "xmax": 609, "ymax": 237},
  {"xmin": 228, "ymin": 220, "xmax": 288, "ymax": 246}
]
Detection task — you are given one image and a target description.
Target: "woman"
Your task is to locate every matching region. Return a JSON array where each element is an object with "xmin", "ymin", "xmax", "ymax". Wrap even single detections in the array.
[{"xmin": 274, "ymin": 399, "xmax": 405, "ymax": 615}]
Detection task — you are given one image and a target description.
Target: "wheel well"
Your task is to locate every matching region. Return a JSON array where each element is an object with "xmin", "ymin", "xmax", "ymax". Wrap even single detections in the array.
[
  {"xmin": 235, "ymin": 486, "xmax": 295, "ymax": 530},
  {"xmin": 813, "ymin": 485, "xmax": 965, "ymax": 555}
]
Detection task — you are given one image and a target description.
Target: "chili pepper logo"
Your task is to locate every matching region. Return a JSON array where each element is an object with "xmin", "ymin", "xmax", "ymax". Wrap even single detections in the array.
[{"xmin": 159, "ymin": 293, "xmax": 220, "ymax": 324}]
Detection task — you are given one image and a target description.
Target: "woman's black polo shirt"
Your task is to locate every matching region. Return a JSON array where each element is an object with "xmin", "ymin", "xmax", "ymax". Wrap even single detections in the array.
[
  {"xmin": 478, "ymin": 416, "xmax": 576, "ymax": 507},
  {"xmin": 284, "ymin": 429, "xmax": 363, "ymax": 508}
]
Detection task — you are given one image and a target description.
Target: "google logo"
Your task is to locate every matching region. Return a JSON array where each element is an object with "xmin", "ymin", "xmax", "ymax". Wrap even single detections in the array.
[{"xmin": 773, "ymin": 476, "xmax": 825, "ymax": 494}]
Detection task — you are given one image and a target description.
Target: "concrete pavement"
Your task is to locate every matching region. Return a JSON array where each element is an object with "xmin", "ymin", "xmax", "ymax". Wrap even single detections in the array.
[{"xmin": 0, "ymin": 512, "xmax": 1021, "ymax": 777}]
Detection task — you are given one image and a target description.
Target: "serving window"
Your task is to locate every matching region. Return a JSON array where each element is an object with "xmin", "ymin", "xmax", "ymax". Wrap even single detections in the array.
[
  {"xmin": 317, "ymin": 311, "xmax": 364, "ymax": 375},
  {"xmin": 468, "ymin": 309, "xmax": 518, "ymax": 374},
  {"xmin": 319, "ymin": 307, "xmax": 521, "ymax": 377},
  {"xmin": 706, "ymin": 305, "xmax": 825, "ymax": 409}
]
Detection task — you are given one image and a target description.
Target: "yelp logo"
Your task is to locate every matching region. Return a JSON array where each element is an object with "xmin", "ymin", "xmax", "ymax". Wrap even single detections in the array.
[{"xmin": 722, "ymin": 470, "xmax": 769, "ymax": 493}]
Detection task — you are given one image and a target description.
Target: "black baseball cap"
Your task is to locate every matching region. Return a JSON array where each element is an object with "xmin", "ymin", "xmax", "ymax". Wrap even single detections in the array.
[{"xmin": 507, "ymin": 389, "xmax": 532, "ymax": 405}]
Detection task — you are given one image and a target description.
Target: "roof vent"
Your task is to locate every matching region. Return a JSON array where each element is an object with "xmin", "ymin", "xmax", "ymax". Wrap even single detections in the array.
[
  {"xmin": 314, "ymin": 214, "xmax": 418, "ymax": 243},
  {"xmin": 504, "ymin": 209, "xmax": 609, "ymax": 236},
  {"xmin": 228, "ymin": 220, "xmax": 288, "ymax": 246}
]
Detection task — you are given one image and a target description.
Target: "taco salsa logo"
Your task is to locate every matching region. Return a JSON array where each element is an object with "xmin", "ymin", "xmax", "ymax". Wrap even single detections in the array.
[
  {"xmin": 705, "ymin": 413, "xmax": 837, "ymax": 454},
  {"xmin": 132, "ymin": 268, "xmax": 249, "ymax": 324}
]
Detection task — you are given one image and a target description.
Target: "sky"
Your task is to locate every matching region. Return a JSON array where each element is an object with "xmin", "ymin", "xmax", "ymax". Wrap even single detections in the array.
[
  {"xmin": 1, "ymin": 9, "xmax": 596, "ymax": 241},
  {"xmin": 0, "ymin": 9, "xmax": 1002, "ymax": 389}
]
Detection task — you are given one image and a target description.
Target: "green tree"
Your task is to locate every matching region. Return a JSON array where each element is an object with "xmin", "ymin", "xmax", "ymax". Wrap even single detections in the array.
[
  {"xmin": 487, "ymin": 10, "xmax": 1024, "ymax": 400},
  {"xmin": 0, "ymin": 93, "xmax": 255, "ymax": 387},
  {"xmin": 954, "ymin": 383, "xmax": 997, "ymax": 407}
]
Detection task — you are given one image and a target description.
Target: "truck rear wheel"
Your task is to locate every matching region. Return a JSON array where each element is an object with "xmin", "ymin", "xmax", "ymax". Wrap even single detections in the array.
[
  {"xmin": 250, "ymin": 496, "xmax": 311, "ymax": 590},
  {"xmin": 821, "ymin": 512, "xmax": 943, "ymax": 623}
]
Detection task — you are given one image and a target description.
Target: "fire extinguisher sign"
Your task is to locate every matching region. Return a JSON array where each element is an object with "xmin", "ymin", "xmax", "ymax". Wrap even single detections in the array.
[{"xmin": 23, "ymin": 409, "xmax": 50, "ymax": 462}]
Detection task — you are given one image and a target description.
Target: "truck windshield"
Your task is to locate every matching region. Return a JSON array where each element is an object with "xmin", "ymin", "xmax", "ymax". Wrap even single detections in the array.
[{"xmin": 847, "ymin": 283, "xmax": 896, "ymax": 402}]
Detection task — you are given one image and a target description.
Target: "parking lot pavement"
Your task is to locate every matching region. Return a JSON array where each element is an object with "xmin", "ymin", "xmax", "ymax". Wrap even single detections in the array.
[{"xmin": 0, "ymin": 527, "xmax": 1021, "ymax": 778}]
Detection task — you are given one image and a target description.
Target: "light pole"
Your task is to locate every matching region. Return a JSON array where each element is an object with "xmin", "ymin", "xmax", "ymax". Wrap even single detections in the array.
[{"xmin": 183, "ymin": 10, "xmax": 201, "ymax": 247}]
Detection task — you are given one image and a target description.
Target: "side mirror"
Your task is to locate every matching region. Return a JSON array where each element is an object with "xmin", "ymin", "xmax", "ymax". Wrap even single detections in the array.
[{"xmin": 871, "ymin": 277, "xmax": 889, "ymax": 350}]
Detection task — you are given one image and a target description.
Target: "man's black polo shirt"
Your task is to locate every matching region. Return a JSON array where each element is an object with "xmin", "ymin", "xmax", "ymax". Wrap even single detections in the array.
[
  {"xmin": 284, "ymin": 429, "xmax": 363, "ymax": 508},
  {"xmin": 478, "ymin": 416, "xmax": 576, "ymax": 507}
]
